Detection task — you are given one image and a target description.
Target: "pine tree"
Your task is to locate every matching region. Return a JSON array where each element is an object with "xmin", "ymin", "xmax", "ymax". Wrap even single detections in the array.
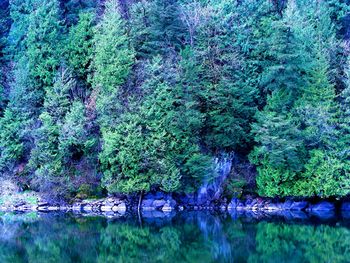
[
  {"xmin": 0, "ymin": 0, "xmax": 10, "ymax": 62},
  {"xmin": 141, "ymin": 57, "xmax": 213, "ymax": 192},
  {"xmin": 29, "ymin": 111, "xmax": 66, "ymax": 198},
  {"xmin": 26, "ymin": 0, "xmax": 62, "ymax": 92},
  {"xmin": 61, "ymin": 0, "xmax": 98, "ymax": 26},
  {"xmin": 0, "ymin": 59, "xmax": 38, "ymax": 172},
  {"xmin": 93, "ymin": 0, "xmax": 135, "ymax": 127},
  {"xmin": 93, "ymin": 0, "xmax": 134, "ymax": 94},
  {"xmin": 28, "ymin": 68, "xmax": 75, "ymax": 198},
  {"xmin": 6, "ymin": 0, "xmax": 33, "ymax": 62},
  {"xmin": 65, "ymin": 12, "xmax": 95, "ymax": 82},
  {"xmin": 94, "ymin": 0, "xmax": 136, "ymax": 193},
  {"xmin": 129, "ymin": 0, "xmax": 186, "ymax": 59},
  {"xmin": 339, "ymin": 57, "xmax": 350, "ymax": 160},
  {"xmin": 195, "ymin": 0, "xmax": 258, "ymax": 152},
  {"xmin": 249, "ymin": 2, "xmax": 310, "ymax": 196}
]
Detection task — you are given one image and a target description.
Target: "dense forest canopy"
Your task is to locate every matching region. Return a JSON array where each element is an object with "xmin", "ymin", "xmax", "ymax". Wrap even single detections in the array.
[{"xmin": 1, "ymin": 0, "xmax": 350, "ymax": 200}]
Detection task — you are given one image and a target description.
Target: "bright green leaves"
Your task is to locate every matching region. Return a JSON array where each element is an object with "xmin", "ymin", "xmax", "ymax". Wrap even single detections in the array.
[
  {"xmin": 1, "ymin": 0, "xmax": 350, "ymax": 199},
  {"xmin": 65, "ymin": 12, "xmax": 95, "ymax": 81},
  {"xmin": 0, "ymin": 108, "xmax": 24, "ymax": 170},
  {"xmin": 251, "ymin": 0, "xmax": 348, "ymax": 198},
  {"xmin": 93, "ymin": 0, "xmax": 134, "ymax": 93},
  {"xmin": 100, "ymin": 113, "xmax": 152, "ymax": 194},
  {"xmin": 26, "ymin": 0, "xmax": 62, "ymax": 90}
]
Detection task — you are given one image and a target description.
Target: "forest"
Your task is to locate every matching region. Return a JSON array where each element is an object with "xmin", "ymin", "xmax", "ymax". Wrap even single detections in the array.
[{"xmin": 1, "ymin": 0, "xmax": 350, "ymax": 200}]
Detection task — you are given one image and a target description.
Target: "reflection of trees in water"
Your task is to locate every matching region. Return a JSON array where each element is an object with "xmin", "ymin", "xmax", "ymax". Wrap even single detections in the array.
[
  {"xmin": 249, "ymin": 222, "xmax": 350, "ymax": 263},
  {"xmin": 0, "ymin": 213, "xmax": 350, "ymax": 263}
]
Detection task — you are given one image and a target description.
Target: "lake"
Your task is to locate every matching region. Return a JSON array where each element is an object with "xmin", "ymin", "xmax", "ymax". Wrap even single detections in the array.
[{"xmin": 0, "ymin": 211, "xmax": 350, "ymax": 263}]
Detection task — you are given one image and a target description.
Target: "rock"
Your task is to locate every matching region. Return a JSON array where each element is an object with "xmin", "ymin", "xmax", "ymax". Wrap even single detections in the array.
[
  {"xmin": 289, "ymin": 201, "xmax": 308, "ymax": 211},
  {"xmin": 342, "ymin": 211, "xmax": 350, "ymax": 219},
  {"xmin": 169, "ymin": 199, "xmax": 177, "ymax": 208},
  {"xmin": 282, "ymin": 200, "xmax": 293, "ymax": 210},
  {"xmin": 38, "ymin": 201, "xmax": 49, "ymax": 207},
  {"xmin": 37, "ymin": 206, "xmax": 49, "ymax": 212},
  {"xmin": 152, "ymin": 199, "xmax": 166, "ymax": 209},
  {"xmin": 60, "ymin": 206, "xmax": 69, "ymax": 211},
  {"xmin": 14, "ymin": 201, "xmax": 26, "ymax": 207},
  {"xmin": 72, "ymin": 203, "xmax": 82, "ymax": 212},
  {"xmin": 283, "ymin": 210, "xmax": 308, "ymax": 220},
  {"xmin": 47, "ymin": 206, "xmax": 60, "ymax": 211},
  {"xmin": 264, "ymin": 203, "xmax": 282, "ymax": 211},
  {"xmin": 228, "ymin": 198, "xmax": 239, "ymax": 210},
  {"xmin": 112, "ymin": 202, "xmax": 126, "ymax": 212},
  {"xmin": 236, "ymin": 201, "xmax": 245, "ymax": 211},
  {"xmin": 341, "ymin": 202, "xmax": 350, "ymax": 211},
  {"xmin": 310, "ymin": 210, "xmax": 335, "ymax": 220},
  {"xmin": 142, "ymin": 210, "xmax": 170, "ymax": 218},
  {"xmin": 309, "ymin": 201, "xmax": 335, "ymax": 211},
  {"xmin": 141, "ymin": 199, "xmax": 154, "ymax": 209},
  {"xmin": 15, "ymin": 204, "xmax": 37, "ymax": 211},
  {"xmin": 82, "ymin": 204, "xmax": 92, "ymax": 212},
  {"xmin": 162, "ymin": 203, "xmax": 173, "ymax": 212},
  {"xmin": 244, "ymin": 199, "xmax": 253, "ymax": 210},
  {"xmin": 100, "ymin": 205, "xmax": 113, "ymax": 212}
]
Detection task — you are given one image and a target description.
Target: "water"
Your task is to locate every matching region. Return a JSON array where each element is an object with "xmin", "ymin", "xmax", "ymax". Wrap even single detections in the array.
[{"xmin": 1, "ymin": 211, "xmax": 350, "ymax": 263}]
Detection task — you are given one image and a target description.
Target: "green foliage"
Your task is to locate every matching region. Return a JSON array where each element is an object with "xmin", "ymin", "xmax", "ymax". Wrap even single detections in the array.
[
  {"xmin": 129, "ymin": 0, "xmax": 186, "ymax": 58},
  {"xmin": 26, "ymin": 0, "xmax": 62, "ymax": 91},
  {"xmin": 6, "ymin": 0, "xmax": 33, "ymax": 61},
  {"xmin": 100, "ymin": 57, "xmax": 213, "ymax": 194},
  {"xmin": 29, "ymin": 111, "xmax": 66, "ymax": 197},
  {"xmin": 0, "ymin": 108, "xmax": 24, "ymax": 170},
  {"xmin": 250, "ymin": 0, "xmax": 348, "ymax": 198},
  {"xmin": 61, "ymin": 0, "xmax": 97, "ymax": 26},
  {"xmin": 0, "ymin": 59, "xmax": 38, "ymax": 171},
  {"xmin": 93, "ymin": 0, "xmax": 134, "ymax": 93},
  {"xmin": 65, "ymin": 12, "xmax": 95, "ymax": 81},
  {"xmin": 1, "ymin": 0, "xmax": 350, "ymax": 198},
  {"xmin": 223, "ymin": 177, "xmax": 246, "ymax": 199},
  {"xmin": 195, "ymin": 1, "xmax": 258, "ymax": 152},
  {"xmin": 251, "ymin": 222, "xmax": 350, "ymax": 263}
]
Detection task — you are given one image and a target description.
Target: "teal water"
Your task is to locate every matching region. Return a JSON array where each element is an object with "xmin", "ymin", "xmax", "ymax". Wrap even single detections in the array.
[{"xmin": 0, "ymin": 211, "xmax": 350, "ymax": 263}]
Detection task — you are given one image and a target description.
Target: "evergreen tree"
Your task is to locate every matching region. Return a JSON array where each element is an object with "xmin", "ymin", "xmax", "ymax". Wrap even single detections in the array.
[
  {"xmin": 0, "ymin": 59, "xmax": 38, "ymax": 172},
  {"xmin": 29, "ymin": 111, "xmax": 67, "ymax": 198},
  {"xmin": 29, "ymin": 68, "xmax": 75, "ymax": 198},
  {"xmin": 196, "ymin": 0, "xmax": 258, "ymax": 152},
  {"xmin": 65, "ymin": 12, "xmax": 95, "ymax": 82},
  {"xmin": 249, "ymin": 2, "xmax": 310, "ymax": 196},
  {"xmin": 26, "ymin": 0, "xmax": 62, "ymax": 93},
  {"xmin": 129, "ymin": 0, "xmax": 186, "ymax": 58},
  {"xmin": 0, "ymin": 0, "xmax": 11, "ymax": 62},
  {"xmin": 94, "ymin": 0, "xmax": 136, "ymax": 193},
  {"xmin": 61, "ymin": 0, "xmax": 98, "ymax": 26},
  {"xmin": 339, "ymin": 57, "xmax": 350, "ymax": 160},
  {"xmin": 6, "ymin": 0, "xmax": 33, "ymax": 62}
]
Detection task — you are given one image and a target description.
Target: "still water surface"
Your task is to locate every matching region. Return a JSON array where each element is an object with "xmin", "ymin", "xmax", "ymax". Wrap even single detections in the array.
[{"xmin": 0, "ymin": 211, "xmax": 350, "ymax": 263}]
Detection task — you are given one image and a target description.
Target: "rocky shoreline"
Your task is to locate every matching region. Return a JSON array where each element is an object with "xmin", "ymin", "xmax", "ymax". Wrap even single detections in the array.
[{"xmin": 2, "ymin": 192, "xmax": 350, "ymax": 217}]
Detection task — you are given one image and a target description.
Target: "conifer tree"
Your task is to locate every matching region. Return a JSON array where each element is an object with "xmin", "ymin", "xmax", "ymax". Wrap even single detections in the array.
[
  {"xmin": 6, "ymin": 0, "xmax": 33, "ymax": 62},
  {"xmin": 249, "ymin": 2, "xmax": 310, "ymax": 196},
  {"xmin": 26, "ymin": 0, "xmax": 62, "ymax": 93},
  {"xmin": 29, "ymin": 68, "xmax": 75, "ymax": 197},
  {"xmin": 195, "ymin": 0, "xmax": 258, "ymax": 152},
  {"xmin": 0, "ymin": 59, "xmax": 38, "ymax": 172},
  {"xmin": 129, "ymin": 0, "xmax": 186, "ymax": 59},
  {"xmin": 65, "ymin": 12, "xmax": 95, "ymax": 82},
  {"xmin": 94, "ymin": 0, "xmax": 136, "ymax": 193}
]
